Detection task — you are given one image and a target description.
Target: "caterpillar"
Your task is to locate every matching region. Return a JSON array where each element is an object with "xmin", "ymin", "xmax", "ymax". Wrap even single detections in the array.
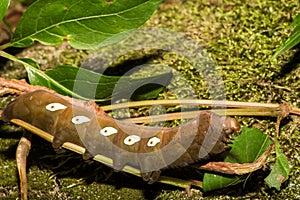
[{"xmin": 2, "ymin": 90, "xmax": 241, "ymax": 183}]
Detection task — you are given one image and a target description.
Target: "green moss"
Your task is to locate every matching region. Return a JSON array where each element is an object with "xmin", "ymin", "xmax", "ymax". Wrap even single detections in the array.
[{"xmin": 0, "ymin": 0, "xmax": 300, "ymax": 199}]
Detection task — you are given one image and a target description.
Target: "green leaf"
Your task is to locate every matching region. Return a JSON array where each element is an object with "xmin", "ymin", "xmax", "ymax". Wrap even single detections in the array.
[
  {"xmin": 264, "ymin": 140, "xmax": 291, "ymax": 190},
  {"xmin": 0, "ymin": 0, "xmax": 10, "ymax": 21},
  {"xmin": 273, "ymin": 13, "xmax": 300, "ymax": 58},
  {"xmin": 11, "ymin": 0, "xmax": 163, "ymax": 50},
  {"xmin": 26, "ymin": 64, "xmax": 172, "ymax": 101},
  {"xmin": 203, "ymin": 127, "xmax": 272, "ymax": 192},
  {"xmin": 19, "ymin": 58, "xmax": 41, "ymax": 69},
  {"xmin": 21, "ymin": 59, "xmax": 86, "ymax": 99},
  {"xmin": 132, "ymin": 84, "xmax": 166, "ymax": 100}
]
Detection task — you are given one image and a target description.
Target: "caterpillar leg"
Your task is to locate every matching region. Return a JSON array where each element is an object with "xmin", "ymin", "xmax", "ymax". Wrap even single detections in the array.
[
  {"xmin": 52, "ymin": 137, "xmax": 66, "ymax": 153},
  {"xmin": 16, "ymin": 132, "xmax": 32, "ymax": 200},
  {"xmin": 141, "ymin": 171, "xmax": 161, "ymax": 184},
  {"xmin": 82, "ymin": 151, "xmax": 94, "ymax": 164},
  {"xmin": 52, "ymin": 136, "xmax": 94, "ymax": 163}
]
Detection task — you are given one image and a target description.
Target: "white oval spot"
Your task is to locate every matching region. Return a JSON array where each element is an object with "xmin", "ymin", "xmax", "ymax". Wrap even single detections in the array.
[
  {"xmin": 124, "ymin": 135, "xmax": 140, "ymax": 146},
  {"xmin": 45, "ymin": 103, "xmax": 67, "ymax": 111},
  {"xmin": 147, "ymin": 137, "xmax": 160, "ymax": 147},
  {"xmin": 71, "ymin": 115, "xmax": 91, "ymax": 125},
  {"xmin": 100, "ymin": 127, "xmax": 118, "ymax": 136}
]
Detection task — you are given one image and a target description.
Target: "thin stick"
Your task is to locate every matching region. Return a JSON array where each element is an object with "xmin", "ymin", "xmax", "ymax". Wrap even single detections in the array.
[
  {"xmin": 101, "ymin": 99, "xmax": 281, "ymax": 111},
  {"xmin": 102, "ymin": 99, "xmax": 300, "ymax": 116},
  {"xmin": 123, "ymin": 108, "xmax": 280, "ymax": 124},
  {"xmin": 195, "ymin": 144, "xmax": 274, "ymax": 175}
]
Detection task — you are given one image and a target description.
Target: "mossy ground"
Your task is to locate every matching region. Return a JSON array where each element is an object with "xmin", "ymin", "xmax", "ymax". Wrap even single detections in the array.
[{"xmin": 0, "ymin": 0, "xmax": 300, "ymax": 199}]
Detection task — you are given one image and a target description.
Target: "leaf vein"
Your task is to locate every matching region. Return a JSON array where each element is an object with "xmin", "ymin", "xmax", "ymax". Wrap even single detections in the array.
[{"xmin": 13, "ymin": 1, "xmax": 153, "ymax": 47}]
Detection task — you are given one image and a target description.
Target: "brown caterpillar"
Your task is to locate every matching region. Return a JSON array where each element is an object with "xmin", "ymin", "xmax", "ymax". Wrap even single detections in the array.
[{"xmin": 2, "ymin": 90, "xmax": 241, "ymax": 183}]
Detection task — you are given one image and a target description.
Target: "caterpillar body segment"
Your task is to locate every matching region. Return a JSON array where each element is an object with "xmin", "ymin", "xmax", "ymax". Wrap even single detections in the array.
[{"xmin": 2, "ymin": 90, "xmax": 241, "ymax": 183}]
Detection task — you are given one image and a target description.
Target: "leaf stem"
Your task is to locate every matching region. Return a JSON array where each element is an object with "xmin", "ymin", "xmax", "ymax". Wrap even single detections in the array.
[
  {"xmin": 0, "ymin": 50, "xmax": 21, "ymax": 63},
  {"xmin": 0, "ymin": 43, "xmax": 12, "ymax": 51},
  {"xmin": 0, "ymin": 51, "xmax": 92, "ymax": 100}
]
